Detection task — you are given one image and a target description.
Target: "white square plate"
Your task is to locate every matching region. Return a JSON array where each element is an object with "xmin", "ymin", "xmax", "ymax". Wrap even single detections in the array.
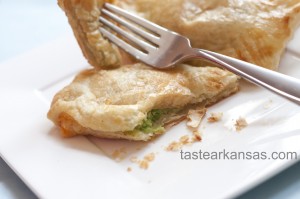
[{"xmin": 0, "ymin": 30, "xmax": 300, "ymax": 199}]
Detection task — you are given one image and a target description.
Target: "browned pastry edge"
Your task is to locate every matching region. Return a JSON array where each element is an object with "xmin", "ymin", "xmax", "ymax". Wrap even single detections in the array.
[
  {"xmin": 53, "ymin": 76, "xmax": 239, "ymax": 141},
  {"xmin": 58, "ymin": 0, "xmax": 122, "ymax": 68}
]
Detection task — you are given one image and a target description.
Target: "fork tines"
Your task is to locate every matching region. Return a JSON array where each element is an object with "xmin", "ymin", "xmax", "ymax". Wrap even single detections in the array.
[{"xmin": 99, "ymin": 3, "xmax": 165, "ymax": 57}]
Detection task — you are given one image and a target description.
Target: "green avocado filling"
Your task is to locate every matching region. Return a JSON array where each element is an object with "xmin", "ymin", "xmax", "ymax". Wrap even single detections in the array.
[{"xmin": 135, "ymin": 109, "xmax": 168, "ymax": 134}]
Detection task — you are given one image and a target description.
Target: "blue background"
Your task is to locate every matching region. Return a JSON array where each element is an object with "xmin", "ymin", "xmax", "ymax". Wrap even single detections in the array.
[{"xmin": 0, "ymin": 1, "xmax": 300, "ymax": 198}]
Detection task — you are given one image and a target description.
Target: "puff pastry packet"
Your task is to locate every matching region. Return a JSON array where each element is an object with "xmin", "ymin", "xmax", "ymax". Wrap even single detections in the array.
[
  {"xmin": 59, "ymin": 0, "xmax": 300, "ymax": 69},
  {"xmin": 48, "ymin": 0, "xmax": 300, "ymax": 140},
  {"xmin": 47, "ymin": 64, "xmax": 238, "ymax": 141}
]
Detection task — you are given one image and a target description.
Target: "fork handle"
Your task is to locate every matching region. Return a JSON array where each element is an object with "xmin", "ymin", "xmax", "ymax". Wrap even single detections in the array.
[{"xmin": 192, "ymin": 49, "xmax": 300, "ymax": 105}]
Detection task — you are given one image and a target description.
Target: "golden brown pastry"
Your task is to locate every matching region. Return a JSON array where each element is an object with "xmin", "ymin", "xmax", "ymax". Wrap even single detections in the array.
[
  {"xmin": 59, "ymin": 0, "xmax": 300, "ymax": 70},
  {"xmin": 115, "ymin": 0, "xmax": 300, "ymax": 70},
  {"xmin": 50, "ymin": 0, "xmax": 300, "ymax": 141},
  {"xmin": 47, "ymin": 64, "xmax": 238, "ymax": 141},
  {"xmin": 58, "ymin": 0, "xmax": 122, "ymax": 68}
]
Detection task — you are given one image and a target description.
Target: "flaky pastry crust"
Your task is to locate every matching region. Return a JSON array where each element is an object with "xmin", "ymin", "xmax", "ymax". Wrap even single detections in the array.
[
  {"xmin": 58, "ymin": 0, "xmax": 121, "ymax": 68},
  {"xmin": 50, "ymin": 0, "xmax": 300, "ymax": 141},
  {"xmin": 59, "ymin": 0, "xmax": 300, "ymax": 70},
  {"xmin": 47, "ymin": 64, "xmax": 239, "ymax": 141},
  {"xmin": 115, "ymin": 0, "xmax": 300, "ymax": 70}
]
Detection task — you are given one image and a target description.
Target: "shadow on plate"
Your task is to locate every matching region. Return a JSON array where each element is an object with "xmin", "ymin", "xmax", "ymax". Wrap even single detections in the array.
[
  {"xmin": 47, "ymin": 126, "xmax": 154, "ymax": 162},
  {"xmin": 237, "ymin": 160, "xmax": 300, "ymax": 199}
]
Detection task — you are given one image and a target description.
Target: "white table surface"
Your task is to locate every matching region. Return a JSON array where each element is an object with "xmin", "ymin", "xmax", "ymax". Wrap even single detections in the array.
[{"xmin": 1, "ymin": 0, "xmax": 300, "ymax": 198}]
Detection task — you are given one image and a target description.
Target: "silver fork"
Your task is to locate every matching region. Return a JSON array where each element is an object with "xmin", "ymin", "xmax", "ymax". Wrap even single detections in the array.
[{"xmin": 99, "ymin": 3, "xmax": 300, "ymax": 105}]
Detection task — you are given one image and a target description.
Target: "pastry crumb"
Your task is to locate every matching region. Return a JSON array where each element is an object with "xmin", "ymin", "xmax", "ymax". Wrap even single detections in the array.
[
  {"xmin": 144, "ymin": 153, "xmax": 155, "ymax": 162},
  {"xmin": 139, "ymin": 160, "xmax": 149, "ymax": 169},
  {"xmin": 165, "ymin": 132, "xmax": 202, "ymax": 152},
  {"xmin": 187, "ymin": 108, "xmax": 207, "ymax": 129},
  {"xmin": 165, "ymin": 141, "xmax": 182, "ymax": 151},
  {"xmin": 111, "ymin": 147, "xmax": 127, "ymax": 161},
  {"xmin": 235, "ymin": 117, "xmax": 248, "ymax": 131},
  {"xmin": 130, "ymin": 152, "xmax": 156, "ymax": 170},
  {"xmin": 127, "ymin": 167, "xmax": 132, "ymax": 172},
  {"xmin": 191, "ymin": 131, "xmax": 202, "ymax": 142},
  {"xmin": 165, "ymin": 107, "xmax": 204, "ymax": 151},
  {"xmin": 207, "ymin": 112, "xmax": 223, "ymax": 123},
  {"xmin": 179, "ymin": 135, "xmax": 190, "ymax": 145}
]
